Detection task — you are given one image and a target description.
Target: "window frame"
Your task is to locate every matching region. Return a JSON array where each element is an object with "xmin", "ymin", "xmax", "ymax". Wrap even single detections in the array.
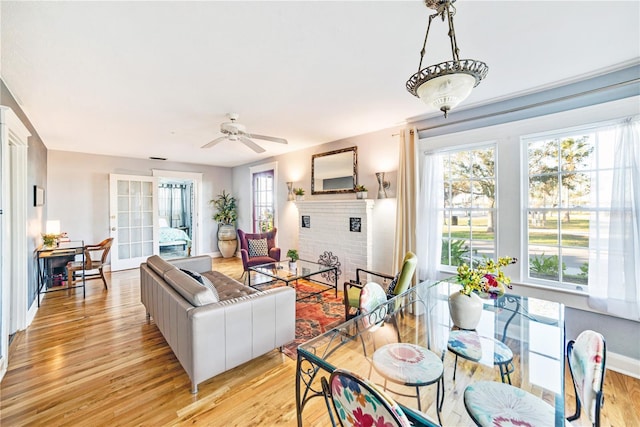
[
  {"xmin": 249, "ymin": 162, "xmax": 279, "ymax": 234},
  {"xmin": 521, "ymin": 119, "xmax": 621, "ymax": 291},
  {"xmin": 435, "ymin": 141, "xmax": 499, "ymax": 274}
]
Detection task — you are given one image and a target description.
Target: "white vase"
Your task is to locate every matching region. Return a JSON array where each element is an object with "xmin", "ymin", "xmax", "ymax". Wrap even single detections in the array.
[
  {"xmin": 448, "ymin": 291, "xmax": 483, "ymax": 330},
  {"xmin": 356, "ymin": 191, "xmax": 367, "ymax": 199}
]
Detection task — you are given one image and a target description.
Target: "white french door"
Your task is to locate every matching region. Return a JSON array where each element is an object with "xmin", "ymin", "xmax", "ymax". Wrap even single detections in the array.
[{"xmin": 109, "ymin": 174, "xmax": 158, "ymax": 271}]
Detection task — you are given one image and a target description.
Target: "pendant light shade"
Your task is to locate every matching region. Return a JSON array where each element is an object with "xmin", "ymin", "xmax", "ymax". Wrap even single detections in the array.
[{"xmin": 406, "ymin": 0, "xmax": 488, "ymax": 118}]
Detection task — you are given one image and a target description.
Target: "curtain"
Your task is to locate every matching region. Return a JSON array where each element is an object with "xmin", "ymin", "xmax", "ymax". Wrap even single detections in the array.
[
  {"xmin": 393, "ymin": 128, "xmax": 419, "ymax": 278},
  {"xmin": 588, "ymin": 117, "xmax": 640, "ymax": 320},
  {"xmin": 182, "ymin": 182, "xmax": 193, "ymax": 233},
  {"xmin": 416, "ymin": 152, "xmax": 444, "ymax": 282},
  {"xmin": 158, "ymin": 183, "xmax": 190, "ymax": 231}
]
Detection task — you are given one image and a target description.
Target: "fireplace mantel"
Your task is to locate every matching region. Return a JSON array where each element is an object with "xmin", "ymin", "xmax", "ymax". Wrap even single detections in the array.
[{"xmin": 294, "ymin": 199, "xmax": 374, "ymax": 289}]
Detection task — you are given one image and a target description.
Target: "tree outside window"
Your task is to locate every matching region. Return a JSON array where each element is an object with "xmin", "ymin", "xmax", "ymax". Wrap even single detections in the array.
[
  {"xmin": 441, "ymin": 145, "xmax": 497, "ymax": 269},
  {"xmin": 526, "ymin": 128, "xmax": 611, "ymax": 289}
]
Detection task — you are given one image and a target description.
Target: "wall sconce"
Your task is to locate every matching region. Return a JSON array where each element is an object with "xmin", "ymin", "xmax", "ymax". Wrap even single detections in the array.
[
  {"xmin": 287, "ymin": 182, "xmax": 294, "ymax": 201},
  {"xmin": 376, "ymin": 172, "xmax": 390, "ymax": 199}
]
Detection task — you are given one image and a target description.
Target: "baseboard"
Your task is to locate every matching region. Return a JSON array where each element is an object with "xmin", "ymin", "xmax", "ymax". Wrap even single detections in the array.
[{"xmin": 607, "ymin": 351, "xmax": 640, "ymax": 379}]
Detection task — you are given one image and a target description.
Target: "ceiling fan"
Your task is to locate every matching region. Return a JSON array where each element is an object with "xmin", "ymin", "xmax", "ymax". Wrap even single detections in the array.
[{"xmin": 201, "ymin": 113, "xmax": 288, "ymax": 153}]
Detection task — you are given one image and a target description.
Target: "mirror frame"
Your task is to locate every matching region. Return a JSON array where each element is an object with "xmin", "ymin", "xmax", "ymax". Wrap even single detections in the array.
[{"xmin": 311, "ymin": 146, "xmax": 358, "ymax": 195}]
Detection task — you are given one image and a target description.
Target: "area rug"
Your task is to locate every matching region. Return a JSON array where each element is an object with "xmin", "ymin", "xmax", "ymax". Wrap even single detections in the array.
[{"xmin": 260, "ymin": 280, "xmax": 345, "ymax": 359}]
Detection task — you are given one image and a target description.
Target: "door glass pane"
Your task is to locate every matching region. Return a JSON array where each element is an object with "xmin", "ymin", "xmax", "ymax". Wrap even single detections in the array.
[{"xmin": 115, "ymin": 177, "xmax": 155, "ymax": 262}]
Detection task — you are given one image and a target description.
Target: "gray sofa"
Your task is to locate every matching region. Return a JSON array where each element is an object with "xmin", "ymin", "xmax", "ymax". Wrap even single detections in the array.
[{"xmin": 140, "ymin": 255, "xmax": 296, "ymax": 393}]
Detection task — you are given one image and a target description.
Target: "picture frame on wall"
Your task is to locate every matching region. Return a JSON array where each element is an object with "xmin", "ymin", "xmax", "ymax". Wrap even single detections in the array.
[{"xmin": 34, "ymin": 185, "xmax": 45, "ymax": 206}]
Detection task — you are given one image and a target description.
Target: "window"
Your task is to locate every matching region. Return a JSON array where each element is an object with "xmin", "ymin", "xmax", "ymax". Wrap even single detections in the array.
[
  {"xmin": 525, "ymin": 124, "xmax": 616, "ymax": 289},
  {"xmin": 440, "ymin": 145, "xmax": 497, "ymax": 269},
  {"xmin": 252, "ymin": 170, "xmax": 274, "ymax": 232}
]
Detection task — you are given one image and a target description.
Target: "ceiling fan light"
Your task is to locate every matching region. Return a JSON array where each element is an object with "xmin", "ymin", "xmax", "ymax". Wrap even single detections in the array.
[{"xmin": 416, "ymin": 72, "xmax": 476, "ymax": 115}]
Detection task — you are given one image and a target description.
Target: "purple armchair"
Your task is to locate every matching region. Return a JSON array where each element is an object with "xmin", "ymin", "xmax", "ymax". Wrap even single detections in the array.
[{"xmin": 237, "ymin": 228, "xmax": 281, "ymax": 280}]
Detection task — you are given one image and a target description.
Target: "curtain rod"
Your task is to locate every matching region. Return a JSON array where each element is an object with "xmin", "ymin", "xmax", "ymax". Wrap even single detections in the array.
[{"xmin": 390, "ymin": 77, "xmax": 639, "ymax": 137}]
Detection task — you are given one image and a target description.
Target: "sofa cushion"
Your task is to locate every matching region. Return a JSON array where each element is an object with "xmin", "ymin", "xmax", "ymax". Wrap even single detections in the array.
[
  {"xmin": 248, "ymin": 238, "xmax": 268, "ymax": 257},
  {"xmin": 164, "ymin": 269, "xmax": 218, "ymax": 306},
  {"xmin": 180, "ymin": 268, "xmax": 219, "ymax": 301},
  {"xmin": 202, "ymin": 270, "xmax": 258, "ymax": 301},
  {"xmin": 146, "ymin": 255, "xmax": 177, "ymax": 277}
]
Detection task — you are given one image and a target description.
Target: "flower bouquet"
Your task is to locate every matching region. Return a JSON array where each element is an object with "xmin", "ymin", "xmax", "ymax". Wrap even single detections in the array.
[{"xmin": 456, "ymin": 256, "xmax": 517, "ymax": 299}]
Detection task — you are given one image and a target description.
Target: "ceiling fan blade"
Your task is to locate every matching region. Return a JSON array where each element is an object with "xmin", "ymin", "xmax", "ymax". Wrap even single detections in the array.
[
  {"xmin": 201, "ymin": 136, "xmax": 227, "ymax": 149},
  {"xmin": 247, "ymin": 133, "xmax": 288, "ymax": 144},
  {"xmin": 239, "ymin": 136, "xmax": 266, "ymax": 153}
]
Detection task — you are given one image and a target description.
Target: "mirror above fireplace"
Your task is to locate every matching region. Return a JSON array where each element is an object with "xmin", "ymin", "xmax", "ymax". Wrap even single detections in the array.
[{"xmin": 311, "ymin": 146, "xmax": 357, "ymax": 195}]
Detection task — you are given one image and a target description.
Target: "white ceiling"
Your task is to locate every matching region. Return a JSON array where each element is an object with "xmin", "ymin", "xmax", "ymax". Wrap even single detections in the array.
[{"xmin": 1, "ymin": 1, "xmax": 639, "ymax": 167}]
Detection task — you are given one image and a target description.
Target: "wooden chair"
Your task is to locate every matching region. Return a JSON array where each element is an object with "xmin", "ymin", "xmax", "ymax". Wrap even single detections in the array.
[
  {"xmin": 567, "ymin": 330, "xmax": 606, "ymax": 427},
  {"xmin": 237, "ymin": 228, "xmax": 280, "ymax": 281},
  {"xmin": 66, "ymin": 238, "xmax": 113, "ymax": 290},
  {"xmin": 343, "ymin": 251, "xmax": 417, "ymax": 321}
]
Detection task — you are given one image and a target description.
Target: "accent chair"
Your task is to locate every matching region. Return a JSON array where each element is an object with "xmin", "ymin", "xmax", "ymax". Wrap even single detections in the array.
[
  {"xmin": 343, "ymin": 251, "xmax": 417, "ymax": 321},
  {"xmin": 237, "ymin": 228, "xmax": 281, "ymax": 281}
]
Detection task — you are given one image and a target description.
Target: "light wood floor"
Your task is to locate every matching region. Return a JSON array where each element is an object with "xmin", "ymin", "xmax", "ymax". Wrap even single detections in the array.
[{"xmin": 1, "ymin": 257, "xmax": 639, "ymax": 426}]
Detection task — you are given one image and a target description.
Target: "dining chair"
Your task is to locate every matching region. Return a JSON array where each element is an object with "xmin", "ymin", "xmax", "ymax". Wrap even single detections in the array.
[
  {"xmin": 237, "ymin": 228, "xmax": 280, "ymax": 281},
  {"xmin": 447, "ymin": 330, "xmax": 515, "ymax": 384},
  {"xmin": 358, "ymin": 284, "xmax": 444, "ymax": 424},
  {"xmin": 464, "ymin": 381, "xmax": 561, "ymax": 426},
  {"xmin": 566, "ymin": 330, "xmax": 606, "ymax": 427},
  {"xmin": 344, "ymin": 251, "xmax": 417, "ymax": 321},
  {"xmin": 66, "ymin": 237, "xmax": 114, "ymax": 289},
  {"xmin": 321, "ymin": 368, "xmax": 439, "ymax": 427}
]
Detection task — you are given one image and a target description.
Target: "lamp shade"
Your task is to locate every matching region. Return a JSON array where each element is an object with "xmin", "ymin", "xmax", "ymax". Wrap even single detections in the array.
[
  {"xmin": 416, "ymin": 73, "xmax": 476, "ymax": 115},
  {"xmin": 45, "ymin": 220, "xmax": 61, "ymax": 235}
]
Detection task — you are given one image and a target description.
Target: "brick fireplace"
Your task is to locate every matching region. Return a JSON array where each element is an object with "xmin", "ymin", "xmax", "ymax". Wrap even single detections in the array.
[{"xmin": 295, "ymin": 199, "xmax": 374, "ymax": 289}]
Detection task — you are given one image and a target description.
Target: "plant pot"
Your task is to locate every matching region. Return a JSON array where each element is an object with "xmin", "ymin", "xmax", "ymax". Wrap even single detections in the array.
[
  {"xmin": 448, "ymin": 291, "xmax": 483, "ymax": 330},
  {"xmin": 217, "ymin": 224, "xmax": 236, "ymax": 241},
  {"xmin": 295, "ymin": 195, "xmax": 304, "ymax": 201},
  {"xmin": 217, "ymin": 224, "xmax": 237, "ymax": 258},
  {"xmin": 356, "ymin": 191, "xmax": 367, "ymax": 199},
  {"xmin": 218, "ymin": 239, "xmax": 237, "ymax": 258},
  {"xmin": 288, "ymin": 261, "xmax": 297, "ymax": 271}
]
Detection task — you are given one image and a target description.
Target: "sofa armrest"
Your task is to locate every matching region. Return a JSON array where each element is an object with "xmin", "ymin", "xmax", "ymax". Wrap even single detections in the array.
[
  {"xmin": 269, "ymin": 247, "xmax": 281, "ymax": 261},
  {"xmin": 169, "ymin": 255, "xmax": 212, "ymax": 274},
  {"xmin": 188, "ymin": 286, "xmax": 296, "ymax": 385}
]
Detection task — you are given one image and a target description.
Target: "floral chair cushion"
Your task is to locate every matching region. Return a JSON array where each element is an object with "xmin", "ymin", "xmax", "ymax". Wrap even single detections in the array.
[
  {"xmin": 329, "ymin": 369, "xmax": 412, "ymax": 427},
  {"xmin": 568, "ymin": 330, "xmax": 606, "ymax": 424},
  {"xmin": 464, "ymin": 381, "xmax": 559, "ymax": 427},
  {"xmin": 373, "ymin": 343, "xmax": 444, "ymax": 385},
  {"xmin": 359, "ymin": 282, "xmax": 388, "ymax": 330},
  {"xmin": 448, "ymin": 330, "xmax": 513, "ymax": 365}
]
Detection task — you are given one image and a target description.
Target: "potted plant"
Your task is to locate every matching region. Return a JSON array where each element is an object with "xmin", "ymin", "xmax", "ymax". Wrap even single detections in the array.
[
  {"xmin": 355, "ymin": 184, "xmax": 368, "ymax": 199},
  {"xmin": 449, "ymin": 256, "xmax": 517, "ymax": 329},
  {"xmin": 42, "ymin": 233, "xmax": 58, "ymax": 248},
  {"xmin": 210, "ymin": 190, "xmax": 238, "ymax": 258},
  {"xmin": 294, "ymin": 188, "xmax": 305, "ymax": 201},
  {"xmin": 286, "ymin": 249, "xmax": 299, "ymax": 269}
]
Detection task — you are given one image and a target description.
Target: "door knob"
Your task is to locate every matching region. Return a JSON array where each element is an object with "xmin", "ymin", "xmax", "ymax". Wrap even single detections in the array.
[{"xmin": 111, "ymin": 227, "xmax": 116, "ymax": 231}]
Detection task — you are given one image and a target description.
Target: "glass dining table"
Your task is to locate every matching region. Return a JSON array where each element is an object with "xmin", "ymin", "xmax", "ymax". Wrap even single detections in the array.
[{"xmin": 296, "ymin": 279, "xmax": 565, "ymax": 426}]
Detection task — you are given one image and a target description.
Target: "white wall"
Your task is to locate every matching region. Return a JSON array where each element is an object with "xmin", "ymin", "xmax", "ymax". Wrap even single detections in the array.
[
  {"xmin": 47, "ymin": 151, "xmax": 232, "ymax": 256},
  {"xmin": 232, "ymin": 125, "xmax": 402, "ymax": 275}
]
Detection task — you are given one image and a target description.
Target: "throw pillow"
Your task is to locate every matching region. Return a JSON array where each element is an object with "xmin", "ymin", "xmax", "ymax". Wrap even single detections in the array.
[
  {"xmin": 180, "ymin": 268, "xmax": 219, "ymax": 301},
  {"xmin": 247, "ymin": 238, "xmax": 268, "ymax": 257},
  {"xmin": 386, "ymin": 272, "xmax": 401, "ymax": 298}
]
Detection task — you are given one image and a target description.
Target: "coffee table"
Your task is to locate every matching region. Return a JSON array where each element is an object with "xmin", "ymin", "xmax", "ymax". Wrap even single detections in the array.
[{"xmin": 248, "ymin": 259, "xmax": 338, "ymax": 300}]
